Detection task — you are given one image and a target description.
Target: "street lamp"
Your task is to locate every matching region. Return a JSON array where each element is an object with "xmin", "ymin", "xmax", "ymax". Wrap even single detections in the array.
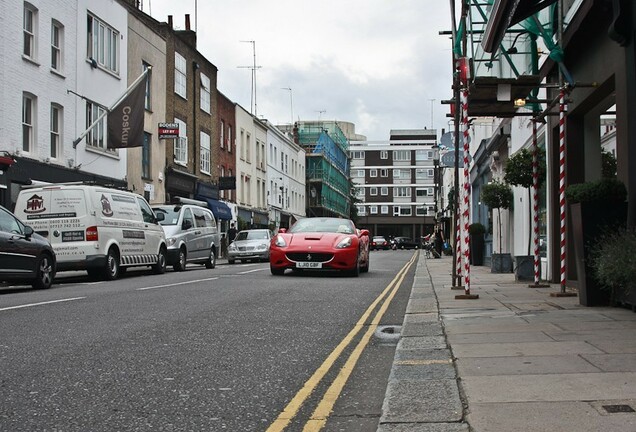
[{"xmin": 432, "ymin": 143, "xmax": 440, "ymax": 227}]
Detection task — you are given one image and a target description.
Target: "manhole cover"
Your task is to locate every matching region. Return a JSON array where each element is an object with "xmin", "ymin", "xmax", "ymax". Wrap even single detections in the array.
[{"xmin": 603, "ymin": 405, "xmax": 635, "ymax": 413}]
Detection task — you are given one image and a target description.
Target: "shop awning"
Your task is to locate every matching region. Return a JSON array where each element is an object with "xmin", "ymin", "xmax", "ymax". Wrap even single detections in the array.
[{"xmin": 204, "ymin": 198, "xmax": 232, "ymax": 220}]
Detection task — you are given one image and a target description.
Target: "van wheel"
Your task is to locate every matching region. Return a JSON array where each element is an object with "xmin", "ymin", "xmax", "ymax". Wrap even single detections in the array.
[
  {"xmin": 205, "ymin": 248, "xmax": 216, "ymax": 269},
  {"xmin": 153, "ymin": 246, "xmax": 167, "ymax": 274},
  {"xmin": 228, "ymin": 259, "xmax": 235, "ymax": 264},
  {"xmin": 103, "ymin": 248, "xmax": 120, "ymax": 280},
  {"xmin": 32, "ymin": 253, "xmax": 54, "ymax": 289},
  {"xmin": 174, "ymin": 248, "xmax": 187, "ymax": 272}
]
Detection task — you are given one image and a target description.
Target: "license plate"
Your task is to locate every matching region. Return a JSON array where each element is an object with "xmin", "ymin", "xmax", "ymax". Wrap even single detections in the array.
[{"xmin": 296, "ymin": 261, "xmax": 322, "ymax": 269}]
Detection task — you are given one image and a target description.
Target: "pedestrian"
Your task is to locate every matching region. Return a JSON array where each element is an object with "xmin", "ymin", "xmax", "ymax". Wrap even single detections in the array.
[
  {"xmin": 227, "ymin": 222, "xmax": 237, "ymax": 244},
  {"xmin": 434, "ymin": 227, "xmax": 444, "ymax": 258}
]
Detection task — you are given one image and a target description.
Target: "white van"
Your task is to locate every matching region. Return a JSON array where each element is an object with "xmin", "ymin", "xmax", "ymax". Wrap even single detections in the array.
[
  {"xmin": 14, "ymin": 184, "xmax": 167, "ymax": 280},
  {"xmin": 152, "ymin": 198, "xmax": 221, "ymax": 271}
]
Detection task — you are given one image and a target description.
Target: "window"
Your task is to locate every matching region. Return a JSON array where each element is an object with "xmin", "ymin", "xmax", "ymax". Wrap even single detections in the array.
[
  {"xmin": 200, "ymin": 73, "xmax": 210, "ymax": 113},
  {"xmin": 87, "ymin": 14, "xmax": 119, "ymax": 73},
  {"xmin": 394, "ymin": 187, "xmax": 411, "ymax": 197},
  {"xmin": 51, "ymin": 21, "xmax": 63, "ymax": 71},
  {"xmin": 22, "ymin": 93, "xmax": 35, "ymax": 152},
  {"xmin": 86, "ymin": 101, "xmax": 106, "ymax": 149},
  {"xmin": 416, "ymin": 188, "xmax": 429, "ymax": 197},
  {"xmin": 380, "ymin": 150, "xmax": 388, "ymax": 159},
  {"xmin": 393, "ymin": 169, "xmax": 410, "ymax": 179},
  {"xmin": 220, "ymin": 120, "xmax": 224, "ymax": 148},
  {"xmin": 174, "ymin": 118, "xmax": 187, "ymax": 164},
  {"xmin": 142, "ymin": 132, "xmax": 151, "ymax": 178},
  {"xmin": 381, "ymin": 186, "xmax": 388, "ymax": 196},
  {"xmin": 357, "ymin": 206, "xmax": 366, "ymax": 216},
  {"xmin": 352, "ymin": 169, "xmax": 365, "ymax": 178},
  {"xmin": 246, "ymin": 132, "xmax": 251, "ymax": 162},
  {"xmin": 227, "ymin": 125, "xmax": 232, "ymax": 152},
  {"xmin": 416, "ymin": 207, "xmax": 427, "ymax": 216},
  {"xmin": 370, "ymin": 187, "xmax": 378, "ymax": 196},
  {"xmin": 399, "ymin": 206, "xmax": 412, "ymax": 216},
  {"xmin": 143, "ymin": 62, "xmax": 151, "ymax": 110},
  {"xmin": 200, "ymin": 131, "xmax": 210, "ymax": 174},
  {"xmin": 415, "ymin": 149, "xmax": 429, "ymax": 161},
  {"xmin": 23, "ymin": 3, "xmax": 37, "ymax": 59},
  {"xmin": 50, "ymin": 104, "xmax": 61, "ymax": 158},
  {"xmin": 352, "ymin": 150, "xmax": 365, "ymax": 159},
  {"xmin": 174, "ymin": 52, "xmax": 186, "ymax": 98},
  {"xmin": 393, "ymin": 150, "xmax": 410, "ymax": 161},
  {"xmin": 381, "ymin": 168, "xmax": 388, "ymax": 177},
  {"xmin": 381, "ymin": 205, "xmax": 389, "ymax": 214},
  {"xmin": 370, "ymin": 206, "xmax": 378, "ymax": 215},
  {"xmin": 370, "ymin": 169, "xmax": 377, "ymax": 177},
  {"xmin": 416, "ymin": 168, "xmax": 428, "ymax": 180}
]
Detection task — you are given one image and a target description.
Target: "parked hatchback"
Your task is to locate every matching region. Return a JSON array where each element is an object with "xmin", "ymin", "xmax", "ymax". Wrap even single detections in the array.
[
  {"xmin": 393, "ymin": 236, "xmax": 420, "ymax": 250},
  {"xmin": 0, "ymin": 205, "xmax": 56, "ymax": 289},
  {"xmin": 227, "ymin": 229, "xmax": 272, "ymax": 264}
]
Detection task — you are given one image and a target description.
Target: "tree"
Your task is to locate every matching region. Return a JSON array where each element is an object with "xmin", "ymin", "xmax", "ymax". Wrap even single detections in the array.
[
  {"xmin": 504, "ymin": 148, "xmax": 546, "ymax": 255},
  {"xmin": 481, "ymin": 180, "xmax": 513, "ymax": 255}
]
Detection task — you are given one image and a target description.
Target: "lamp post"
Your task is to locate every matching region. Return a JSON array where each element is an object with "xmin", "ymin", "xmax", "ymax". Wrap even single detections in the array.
[{"xmin": 432, "ymin": 143, "xmax": 440, "ymax": 228}]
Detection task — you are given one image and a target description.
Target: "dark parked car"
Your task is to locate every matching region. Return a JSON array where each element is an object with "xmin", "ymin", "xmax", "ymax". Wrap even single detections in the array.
[
  {"xmin": 0, "ymin": 205, "xmax": 55, "ymax": 289},
  {"xmin": 393, "ymin": 236, "xmax": 420, "ymax": 250},
  {"xmin": 371, "ymin": 236, "xmax": 390, "ymax": 250}
]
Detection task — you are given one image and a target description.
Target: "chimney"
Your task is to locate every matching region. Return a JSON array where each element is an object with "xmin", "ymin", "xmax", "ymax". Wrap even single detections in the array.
[
  {"xmin": 185, "ymin": 14, "xmax": 191, "ymax": 31},
  {"xmin": 168, "ymin": 15, "xmax": 173, "ymax": 28}
]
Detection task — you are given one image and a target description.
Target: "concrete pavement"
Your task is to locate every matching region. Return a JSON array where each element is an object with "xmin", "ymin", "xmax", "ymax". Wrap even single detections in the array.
[{"xmin": 378, "ymin": 253, "xmax": 636, "ymax": 431}]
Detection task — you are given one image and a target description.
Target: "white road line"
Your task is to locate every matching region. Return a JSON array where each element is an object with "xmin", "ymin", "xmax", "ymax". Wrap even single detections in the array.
[
  {"xmin": 0, "ymin": 297, "xmax": 86, "ymax": 312},
  {"xmin": 136, "ymin": 277, "xmax": 219, "ymax": 291},
  {"xmin": 238, "ymin": 268, "xmax": 268, "ymax": 274}
]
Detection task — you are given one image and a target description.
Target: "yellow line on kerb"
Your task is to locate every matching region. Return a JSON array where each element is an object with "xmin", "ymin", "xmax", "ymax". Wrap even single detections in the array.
[
  {"xmin": 265, "ymin": 251, "xmax": 418, "ymax": 432},
  {"xmin": 302, "ymin": 253, "xmax": 417, "ymax": 432}
]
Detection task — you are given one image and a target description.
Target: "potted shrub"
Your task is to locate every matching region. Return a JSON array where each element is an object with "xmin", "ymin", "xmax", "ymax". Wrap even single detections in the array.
[
  {"xmin": 481, "ymin": 180, "xmax": 514, "ymax": 273},
  {"xmin": 590, "ymin": 228, "xmax": 636, "ymax": 307},
  {"xmin": 566, "ymin": 177, "xmax": 627, "ymax": 306},
  {"xmin": 504, "ymin": 148, "xmax": 546, "ymax": 281},
  {"xmin": 468, "ymin": 222, "xmax": 486, "ymax": 265}
]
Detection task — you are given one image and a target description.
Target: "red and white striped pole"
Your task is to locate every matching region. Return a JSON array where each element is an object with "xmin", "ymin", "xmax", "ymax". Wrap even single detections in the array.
[
  {"xmin": 559, "ymin": 89, "xmax": 567, "ymax": 292},
  {"xmin": 461, "ymin": 89, "xmax": 471, "ymax": 295},
  {"xmin": 532, "ymin": 120, "xmax": 540, "ymax": 285},
  {"xmin": 456, "ymin": 205, "xmax": 462, "ymax": 280}
]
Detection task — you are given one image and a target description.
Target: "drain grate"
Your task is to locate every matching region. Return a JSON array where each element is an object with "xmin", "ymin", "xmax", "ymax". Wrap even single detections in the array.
[{"xmin": 603, "ymin": 404, "xmax": 635, "ymax": 414}]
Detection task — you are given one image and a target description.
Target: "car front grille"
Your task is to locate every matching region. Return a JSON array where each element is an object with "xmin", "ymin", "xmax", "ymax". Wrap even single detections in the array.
[
  {"xmin": 286, "ymin": 252, "xmax": 333, "ymax": 263},
  {"xmin": 238, "ymin": 246, "xmax": 255, "ymax": 251}
]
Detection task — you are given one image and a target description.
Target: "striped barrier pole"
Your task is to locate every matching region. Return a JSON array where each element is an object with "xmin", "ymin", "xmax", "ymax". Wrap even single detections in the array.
[
  {"xmin": 456, "ymin": 205, "xmax": 462, "ymax": 280},
  {"xmin": 532, "ymin": 120, "xmax": 540, "ymax": 285},
  {"xmin": 461, "ymin": 89, "xmax": 471, "ymax": 295},
  {"xmin": 559, "ymin": 89, "xmax": 566, "ymax": 292}
]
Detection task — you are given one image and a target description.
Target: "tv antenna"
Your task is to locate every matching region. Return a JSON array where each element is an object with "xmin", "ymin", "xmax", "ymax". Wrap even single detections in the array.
[{"xmin": 238, "ymin": 40, "xmax": 262, "ymax": 116}]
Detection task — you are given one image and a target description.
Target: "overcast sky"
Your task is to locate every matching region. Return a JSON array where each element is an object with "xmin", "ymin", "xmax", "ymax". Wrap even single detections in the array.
[{"xmin": 142, "ymin": 1, "xmax": 454, "ymax": 141}]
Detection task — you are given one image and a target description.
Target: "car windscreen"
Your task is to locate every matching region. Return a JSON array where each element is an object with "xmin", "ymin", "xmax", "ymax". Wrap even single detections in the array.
[
  {"xmin": 289, "ymin": 218, "xmax": 354, "ymax": 234},
  {"xmin": 235, "ymin": 230, "xmax": 269, "ymax": 241},
  {"xmin": 153, "ymin": 206, "xmax": 181, "ymax": 225}
]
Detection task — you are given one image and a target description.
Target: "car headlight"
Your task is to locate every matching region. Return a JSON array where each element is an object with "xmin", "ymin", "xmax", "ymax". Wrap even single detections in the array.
[
  {"xmin": 274, "ymin": 235, "xmax": 287, "ymax": 247},
  {"xmin": 228, "ymin": 243, "xmax": 237, "ymax": 251},
  {"xmin": 166, "ymin": 237, "xmax": 177, "ymax": 247},
  {"xmin": 336, "ymin": 237, "xmax": 352, "ymax": 249},
  {"xmin": 257, "ymin": 243, "xmax": 267, "ymax": 251}
]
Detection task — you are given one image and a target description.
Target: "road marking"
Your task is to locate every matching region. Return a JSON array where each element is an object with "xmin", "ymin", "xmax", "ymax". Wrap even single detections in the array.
[
  {"xmin": 136, "ymin": 277, "xmax": 219, "ymax": 291},
  {"xmin": 303, "ymin": 253, "xmax": 415, "ymax": 431},
  {"xmin": 0, "ymin": 297, "xmax": 86, "ymax": 312},
  {"xmin": 266, "ymin": 251, "xmax": 418, "ymax": 432},
  {"xmin": 239, "ymin": 268, "xmax": 268, "ymax": 274}
]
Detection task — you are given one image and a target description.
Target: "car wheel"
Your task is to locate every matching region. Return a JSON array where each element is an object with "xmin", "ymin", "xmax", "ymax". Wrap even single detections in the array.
[
  {"xmin": 103, "ymin": 248, "xmax": 120, "ymax": 281},
  {"xmin": 174, "ymin": 248, "xmax": 187, "ymax": 272},
  {"xmin": 205, "ymin": 248, "xmax": 216, "ymax": 269},
  {"xmin": 228, "ymin": 259, "xmax": 235, "ymax": 264},
  {"xmin": 270, "ymin": 266, "xmax": 285, "ymax": 275},
  {"xmin": 153, "ymin": 246, "xmax": 167, "ymax": 274},
  {"xmin": 32, "ymin": 253, "xmax": 54, "ymax": 289}
]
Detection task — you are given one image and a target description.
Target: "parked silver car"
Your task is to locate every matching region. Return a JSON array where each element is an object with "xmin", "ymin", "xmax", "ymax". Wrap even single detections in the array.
[{"xmin": 227, "ymin": 229, "xmax": 272, "ymax": 264}]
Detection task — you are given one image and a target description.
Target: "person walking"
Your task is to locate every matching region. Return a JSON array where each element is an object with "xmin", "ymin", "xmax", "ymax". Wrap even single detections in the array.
[
  {"xmin": 434, "ymin": 227, "xmax": 445, "ymax": 258},
  {"xmin": 227, "ymin": 222, "xmax": 237, "ymax": 244}
]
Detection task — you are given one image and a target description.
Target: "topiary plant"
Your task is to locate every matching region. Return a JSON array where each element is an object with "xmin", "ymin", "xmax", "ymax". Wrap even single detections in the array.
[{"xmin": 481, "ymin": 180, "xmax": 513, "ymax": 254}]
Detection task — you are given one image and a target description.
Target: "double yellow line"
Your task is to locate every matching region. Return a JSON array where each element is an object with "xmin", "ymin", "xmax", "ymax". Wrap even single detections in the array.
[{"xmin": 267, "ymin": 252, "xmax": 418, "ymax": 432}]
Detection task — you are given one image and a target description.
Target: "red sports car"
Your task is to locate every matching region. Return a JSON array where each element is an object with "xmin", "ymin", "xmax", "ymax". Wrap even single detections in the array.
[{"xmin": 269, "ymin": 217, "xmax": 370, "ymax": 276}]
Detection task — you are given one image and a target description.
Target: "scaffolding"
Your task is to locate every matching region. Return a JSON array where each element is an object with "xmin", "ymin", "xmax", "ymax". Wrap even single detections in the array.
[{"xmin": 296, "ymin": 122, "xmax": 351, "ymax": 218}]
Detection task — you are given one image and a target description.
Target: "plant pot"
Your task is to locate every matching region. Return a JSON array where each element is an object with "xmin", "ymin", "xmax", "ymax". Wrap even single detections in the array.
[
  {"xmin": 491, "ymin": 253, "xmax": 512, "ymax": 273},
  {"xmin": 570, "ymin": 201, "xmax": 627, "ymax": 306},
  {"xmin": 469, "ymin": 233, "xmax": 485, "ymax": 266},
  {"xmin": 515, "ymin": 255, "xmax": 534, "ymax": 281}
]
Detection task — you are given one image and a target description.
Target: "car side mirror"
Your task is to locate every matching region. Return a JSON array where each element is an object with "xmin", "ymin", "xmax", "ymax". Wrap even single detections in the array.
[
  {"xmin": 24, "ymin": 225, "xmax": 34, "ymax": 238},
  {"xmin": 155, "ymin": 212, "xmax": 165, "ymax": 222},
  {"xmin": 183, "ymin": 219, "xmax": 193, "ymax": 230}
]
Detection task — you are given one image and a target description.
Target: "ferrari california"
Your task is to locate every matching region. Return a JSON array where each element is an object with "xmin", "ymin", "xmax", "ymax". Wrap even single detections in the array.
[{"xmin": 269, "ymin": 217, "xmax": 370, "ymax": 276}]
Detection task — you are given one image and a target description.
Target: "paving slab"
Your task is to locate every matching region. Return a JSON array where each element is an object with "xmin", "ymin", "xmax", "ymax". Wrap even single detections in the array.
[
  {"xmin": 380, "ymin": 379, "xmax": 463, "ymax": 423},
  {"xmin": 398, "ymin": 336, "xmax": 447, "ymax": 351},
  {"xmin": 456, "ymin": 354, "xmax": 601, "ymax": 376},
  {"xmin": 378, "ymin": 423, "xmax": 469, "ymax": 432},
  {"xmin": 461, "ymin": 372, "xmax": 636, "ymax": 403},
  {"xmin": 446, "ymin": 331, "xmax": 553, "ymax": 344},
  {"xmin": 451, "ymin": 340, "xmax": 604, "ymax": 357},
  {"xmin": 581, "ymin": 353, "xmax": 636, "ymax": 372}
]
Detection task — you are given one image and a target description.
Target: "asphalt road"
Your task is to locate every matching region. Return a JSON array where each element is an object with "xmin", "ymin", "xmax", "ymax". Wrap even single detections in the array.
[{"xmin": 0, "ymin": 250, "xmax": 418, "ymax": 432}]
